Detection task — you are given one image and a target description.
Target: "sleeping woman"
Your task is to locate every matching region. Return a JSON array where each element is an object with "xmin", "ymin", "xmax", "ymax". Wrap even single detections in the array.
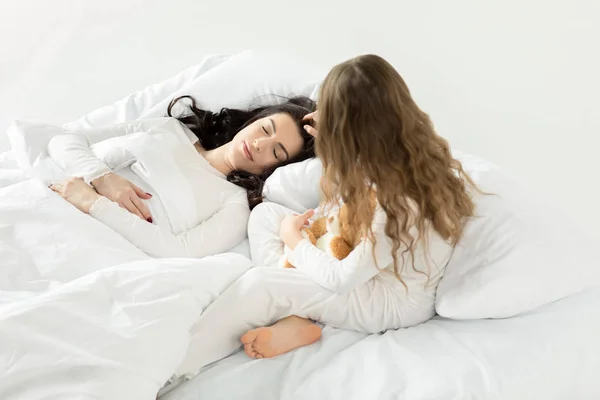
[{"xmin": 47, "ymin": 96, "xmax": 316, "ymax": 258}]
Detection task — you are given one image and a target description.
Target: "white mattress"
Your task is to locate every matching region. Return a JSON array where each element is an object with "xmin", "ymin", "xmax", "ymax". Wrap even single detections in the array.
[{"xmin": 163, "ymin": 286, "xmax": 600, "ymax": 400}]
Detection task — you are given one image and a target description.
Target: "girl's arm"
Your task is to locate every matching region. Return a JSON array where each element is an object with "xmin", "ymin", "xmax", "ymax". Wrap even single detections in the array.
[
  {"xmin": 287, "ymin": 210, "xmax": 394, "ymax": 294},
  {"xmin": 88, "ymin": 190, "xmax": 250, "ymax": 258}
]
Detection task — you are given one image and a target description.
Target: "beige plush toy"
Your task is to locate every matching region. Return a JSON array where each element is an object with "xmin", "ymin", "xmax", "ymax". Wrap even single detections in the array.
[{"xmin": 279, "ymin": 204, "xmax": 357, "ymax": 268}]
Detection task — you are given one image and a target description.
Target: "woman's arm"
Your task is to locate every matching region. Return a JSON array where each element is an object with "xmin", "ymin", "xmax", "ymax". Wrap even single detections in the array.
[
  {"xmin": 48, "ymin": 132, "xmax": 112, "ymax": 184},
  {"xmin": 287, "ymin": 210, "xmax": 394, "ymax": 294},
  {"xmin": 47, "ymin": 118, "xmax": 177, "ymax": 184},
  {"xmin": 89, "ymin": 190, "xmax": 250, "ymax": 258},
  {"xmin": 48, "ymin": 118, "xmax": 186, "ymax": 220}
]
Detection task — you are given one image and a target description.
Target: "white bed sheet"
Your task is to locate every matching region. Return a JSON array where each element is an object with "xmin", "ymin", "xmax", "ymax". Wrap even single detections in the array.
[{"xmin": 164, "ymin": 285, "xmax": 600, "ymax": 400}]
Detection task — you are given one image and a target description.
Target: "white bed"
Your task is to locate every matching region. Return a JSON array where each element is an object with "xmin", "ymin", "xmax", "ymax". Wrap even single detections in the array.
[
  {"xmin": 1, "ymin": 51, "xmax": 599, "ymax": 400},
  {"xmin": 163, "ymin": 287, "xmax": 600, "ymax": 400}
]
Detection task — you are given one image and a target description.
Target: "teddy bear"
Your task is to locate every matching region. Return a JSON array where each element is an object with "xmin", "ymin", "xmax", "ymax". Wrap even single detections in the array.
[{"xmin": 279, "ymin": 204, "xmax": 358, "ymax": 268}]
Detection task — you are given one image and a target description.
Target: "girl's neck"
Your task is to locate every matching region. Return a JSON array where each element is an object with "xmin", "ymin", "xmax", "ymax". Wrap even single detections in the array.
[{"xmin": 194, "ymin": 142, "xmax": 233, "ymax": 176}]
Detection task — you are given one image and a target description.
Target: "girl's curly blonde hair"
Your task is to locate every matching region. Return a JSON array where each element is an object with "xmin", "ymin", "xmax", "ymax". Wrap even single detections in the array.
[{"xmin": 316, "ymin": 54, "xmax": 478, "ymax": 285}]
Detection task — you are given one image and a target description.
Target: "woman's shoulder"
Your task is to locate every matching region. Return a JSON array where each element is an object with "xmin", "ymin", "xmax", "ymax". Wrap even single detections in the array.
[
  {"xmin": 154, "ymin": 117, "xmax": 198, "ymax": 144},
  {"xmin": 139, "ymin": 117, "xmax": 183, "ymax": 131}
]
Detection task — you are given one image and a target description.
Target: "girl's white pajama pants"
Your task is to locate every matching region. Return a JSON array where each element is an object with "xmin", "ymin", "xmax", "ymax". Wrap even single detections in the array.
[{"xmin": 174, "ymin": 202, "xmax": 440, "ymax": 376}]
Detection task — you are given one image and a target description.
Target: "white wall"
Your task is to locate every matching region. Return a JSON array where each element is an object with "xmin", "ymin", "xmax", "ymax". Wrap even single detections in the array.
[{"xmin": 1, "ymin": 0, "xmax": 599, "ymax": 240}]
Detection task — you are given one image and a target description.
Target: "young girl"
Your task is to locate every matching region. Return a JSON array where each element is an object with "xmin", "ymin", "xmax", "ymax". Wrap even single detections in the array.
[{"xmin": 173, "ymin": 54, "xmax": 478, "ymax": 377}]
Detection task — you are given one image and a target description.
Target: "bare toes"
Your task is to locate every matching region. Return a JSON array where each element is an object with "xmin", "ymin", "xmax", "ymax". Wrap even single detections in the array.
[{"xmin": 241, "ymin": 330, "xmax": 258, "ymax": 345}]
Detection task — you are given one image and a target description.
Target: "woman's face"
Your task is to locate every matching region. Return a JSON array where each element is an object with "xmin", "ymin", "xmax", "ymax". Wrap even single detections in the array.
[{"xmin": 226, "ymin": 112, "xmax": 304, "ymax": 175}]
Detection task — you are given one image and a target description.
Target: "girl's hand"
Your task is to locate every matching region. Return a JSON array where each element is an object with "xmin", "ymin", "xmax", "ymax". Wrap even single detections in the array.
[
  {"xmin": 279, "ymin": 209, "xmax": 315, "ymax": 250},
  {"xmin": 50, "ymin": 178, "xmax": 101, "ymax": 214},
  {"xmin": 303, "ymin": 111, "xmax": 319, "ymax": 137},
  {"xmin": 91, "ymin": 172, "xmax": 153, "ymax": 222}
]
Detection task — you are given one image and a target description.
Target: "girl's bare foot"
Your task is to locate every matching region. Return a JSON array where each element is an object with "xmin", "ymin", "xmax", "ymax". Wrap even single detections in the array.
[{"xmin": 240, "ymin": 316, "xmax": 322, "ymax": 359}]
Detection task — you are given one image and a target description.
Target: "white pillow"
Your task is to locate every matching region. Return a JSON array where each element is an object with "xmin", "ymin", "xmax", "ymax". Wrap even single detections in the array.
[
  {"xmin": 263, "ymin": 158, "xmax": 323, "ymax": 212},
  {"xmin": 63, "ymin": 53, "xmax": 232, "ymax": 131},
  {"xmin": 436, "ymin": 151, "xmax": 600, "ymax": 319},
  {"xmin": 7, "ymin": 54, "xmax": 230, "ymax": 176},
  {"xmin": 136, "ymin": 50, "xmax": 323, "ymax": 119},
  {"xmin": 264, "ymin": 151, "xmax": 600, "ymax": 319},
  {"xmin": 64, "ymin": 50, "xmax": 324, "ymax": 129},
  {"xmin": 6, "ymin": 120, "xmax": 69, "ymax": 182}
]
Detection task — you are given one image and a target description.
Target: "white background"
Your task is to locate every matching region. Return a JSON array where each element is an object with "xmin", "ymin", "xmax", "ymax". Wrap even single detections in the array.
[{"xmin": 1, "ymin": 0, "xmax": 599, "ymax": 240}]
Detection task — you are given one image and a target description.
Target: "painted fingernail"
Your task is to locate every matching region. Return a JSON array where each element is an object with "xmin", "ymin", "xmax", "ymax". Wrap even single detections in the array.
[{"xmin": 147, "ymin": 217, "xmax": 153, "ymax": 223}]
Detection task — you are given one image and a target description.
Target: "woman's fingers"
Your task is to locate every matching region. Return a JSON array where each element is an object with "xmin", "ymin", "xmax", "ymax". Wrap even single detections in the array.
[
  {"xmin": 50, "ymin": 182, "xmax": 63, "ymax": 194},
  {"xmin": 122, "ymin": 198, "xmax": 145, "ymax": 220},
  {"xmin": 131, "ymin": 184, "xmax": 153, "ymax": 221},
  {"xmin": 132, "ymin": 184, "xmax": 153, "ymax": 200},
  {"xmin": 131, "ymin": 195, "xmax": 152, "ymax": 222}
]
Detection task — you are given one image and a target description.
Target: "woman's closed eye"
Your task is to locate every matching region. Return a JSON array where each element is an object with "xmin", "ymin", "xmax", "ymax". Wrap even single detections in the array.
[
  {"xmin": 262, "ymin": 126, "xmax": 282, "ymax": 160},
  {"xmin": 274, "ymin": 143, "xmax": 288, "ymax": 161},
  {"xmin": 261, "ymin": 119, "xmax": 288, "ymax": 161}
]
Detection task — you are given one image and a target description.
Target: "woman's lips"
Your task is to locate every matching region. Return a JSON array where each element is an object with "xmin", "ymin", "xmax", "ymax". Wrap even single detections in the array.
[{"xmin": 243, "ymin": 140, "xmax": 253, "ymax": 161}]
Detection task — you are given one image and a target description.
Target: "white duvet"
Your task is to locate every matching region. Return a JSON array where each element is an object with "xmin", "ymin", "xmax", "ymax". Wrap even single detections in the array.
[{"xmin": 0, "ymin": 174, "xmax": 252, "ymax": 399}]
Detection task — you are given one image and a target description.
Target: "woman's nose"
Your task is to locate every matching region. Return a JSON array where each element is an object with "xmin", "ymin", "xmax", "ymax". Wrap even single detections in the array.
[{"xmin": 253, "ymin": 138, "xmax": 261, "ymax": 152}]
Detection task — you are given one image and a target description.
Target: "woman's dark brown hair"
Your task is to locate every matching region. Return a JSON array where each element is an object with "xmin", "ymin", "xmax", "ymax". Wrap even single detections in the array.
[{"xmin": 168, "ymin": 95, "xmax": 316, "ymax": 208}]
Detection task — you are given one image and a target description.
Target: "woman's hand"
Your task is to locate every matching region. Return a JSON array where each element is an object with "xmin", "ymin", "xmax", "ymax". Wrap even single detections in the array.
[
  {"xmin": 50, "ymin": 178, "xmax": 101, "ymax": 214},
  {"xmin": 303, "ymin": 111, "xmax": 319, "ymax": 137},
  {"xmin": 279, "ymin": 209, "xmax": 315, "ymax": 250},
  {"xmin": 91, "ymin": 172, "xmax": 153, "ymax": 222}
]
